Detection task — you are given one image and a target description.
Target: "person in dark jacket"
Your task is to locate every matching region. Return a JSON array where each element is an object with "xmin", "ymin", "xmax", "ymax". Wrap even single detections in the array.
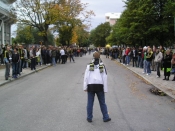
[
  {"xmin": 146, "ymin": 47, "xmax": 153, "ymax": 75},
  {"xmin": 171, "ymin": 53, "xmax": 175, "ymax": 81},
  {"xmin": 162, "ymin": 49, "xmax": 172, "ymax": 80},
  {"xmin": 83, "ymin": 52, "xmax": 111, "ymax": 123},
  {"xmin": 12, "ymin": 48, "xmax": 20, "ymax": 78},
  {"xmin": 137, "ymin": 46, "xmax": 143, "ymax": 68},
  {"xmin": 4, "ymin": 46, "xmax": 11, "ymax": 80},
  {"xmin": 41, "ymin": 47, "xmax": 47, "ymax": 65},
  {"xmin": 51, "ymin": 47, "xmax": 56, "ymax": 66}
]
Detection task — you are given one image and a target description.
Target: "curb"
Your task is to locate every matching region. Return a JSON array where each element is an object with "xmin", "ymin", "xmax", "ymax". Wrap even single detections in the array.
[
  {"xmin": 0, "ymin": 66, "xmax": 50, "ymax": 87},
  {"xmin": 115, "ymin": 60, "xmax": 175, "ymax": 100}
]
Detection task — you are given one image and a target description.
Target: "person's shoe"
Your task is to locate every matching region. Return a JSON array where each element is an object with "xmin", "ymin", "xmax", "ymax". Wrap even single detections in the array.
[
  {"xmin": 166, "ymin": 78, "xmax": 169, "ymax": 81},
  {"xmin": 87, "ymin": 118, "xmax": 92, "ymax": 122},
  {"xmin": 163, "ymin": 78, "xmax": 166, "ymax": 80},
  {"xmin": 104, "ymin": 118, "xmax": 111, "ymax": 122},
  {"xmin": 156, "ymin": 75, "xmax": 160, "ymax": 78},
  {"xmin": 142, "ymin": 72, "xmax": 145, "ymax": 74}
]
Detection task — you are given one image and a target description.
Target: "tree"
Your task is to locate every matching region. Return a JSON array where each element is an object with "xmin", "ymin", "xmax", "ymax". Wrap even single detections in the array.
[
  {"xmin": 89, "ymin": 22, "xmax": 111, "ymax": 47},
  {"xmin": 15, "ymin": 24, "xmax": 34, "ymax": 44},
  {"xmin": 15, "ymin": 24, "xmax": 55, "ymax": 45},
  {"xmin": 55, "ymin": 0, "xmax": 94, "ymax": 46},
  {"xmin": 110, "ymin": 0, "xmax": 175, "ymax": 47},
  {"xmin": 12, "ymin": 0, "xmax": 66, "ymax": 45}
]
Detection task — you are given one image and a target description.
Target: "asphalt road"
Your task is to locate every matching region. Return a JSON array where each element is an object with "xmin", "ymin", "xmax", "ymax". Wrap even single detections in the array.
[{"xmin": 0, "ymin": 54, "xmax": 175, "ymax": 131}]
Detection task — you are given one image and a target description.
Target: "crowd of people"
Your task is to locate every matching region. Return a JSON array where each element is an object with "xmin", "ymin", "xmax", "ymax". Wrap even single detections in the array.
[
  {"xmin": 104, "ymin": 45, "xmax": 175, "ymax": 81},
  {"xmin": 1, "ymin": 44, "xmax": 91, "ymax": 80}
]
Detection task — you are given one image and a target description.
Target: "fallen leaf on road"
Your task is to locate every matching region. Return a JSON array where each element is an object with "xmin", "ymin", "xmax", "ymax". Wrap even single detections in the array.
[
  {"xmin": 171, "ymin": 99, "xmax": 175, "ymax": 102},
  {"xmin": 172, "ymin": 91, "xmax": 175, "ymax": 95}
]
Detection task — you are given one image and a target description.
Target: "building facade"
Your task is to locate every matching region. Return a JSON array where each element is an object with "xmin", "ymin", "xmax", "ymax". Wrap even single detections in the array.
[
  {"xmin": 105, "ymin": 13, "xmax": 121, "ymax": 26},
  {"xmin": 0, "ymin": 0, "xmax": 16, "ymax": 45}
]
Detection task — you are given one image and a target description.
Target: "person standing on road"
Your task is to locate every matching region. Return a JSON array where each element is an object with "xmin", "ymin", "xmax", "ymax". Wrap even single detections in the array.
[
  {"xmin": 162, "ymin": 49, "xmax": 172, "ymax": 80},
  {"xmin": 137, "ymin": 46, "xmax": 142, "ymax": 68},
  {"xmin": 146, "ymin": 47, "xmax": 153, "ymax": 75},
  {"xmin": 125, "ymin": 47, "xmax": 130, "ymax": 65},
  {"xmin": 69, "ymin": 48, "xmax": 75, "ymax": 63},
  {"xmin": 171, "ymin": 53, "xmax": 175, "ymax": 81},
  {"xmin": 18, "ymin": 45, "xmax": 25, "ymax": 73},
  {"xmin": 51, "ymin": 47, "xmax": 56, "ymax": 66},
  {"xmin": 30, "ymin": 46, "xmax": 36, "ymax": 70},
  {"xmin": 1, "ymin": 45, "xmax": 5, "ymax": 65},
  {"xmin": 142, "ymin": 46, "xmax": 148, "ymax": 74},
  {"xmin": 4, "ymin": 46, "xmax": 11, "ymax": 80},
  {"xmin": 83, "ymin": 52, "xmax": 111, "ymax": 123},
  {"xmin": 122, "ymin": 47, "xmax": 126, "ymax": 64},
  {"xmin": 12, "ymin": 48, "xmax": 20, "ymax": 78},
  {"xmin": 154, "ymin": 48, "xmax": 163, "ymax": 78},
  {"xmin": 0, "ymin": 45, "xmax": 3, "ymax": 65},
  {"xmin": 60, "ymin": 47, "xmax": 65, "ymax": 64},
  {"xmin": 131, "ymin": 47, "xmax": 138, "ymax": 67}
]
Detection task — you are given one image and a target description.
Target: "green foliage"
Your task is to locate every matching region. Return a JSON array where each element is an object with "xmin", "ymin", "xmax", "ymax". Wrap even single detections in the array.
[
  {"xmin": 89, "ymin": 22, "xmax": 111, "ymax": 47},
  {"xmin": 110, "ymin": 0, "xmax": 175, "ymax": 47},
  {"xmin": 15, "ymin": 24, "xmax": 34, "ymax": 44},
  {"xmin": 12, "ymin": 0, "xmax": 94, "ymax": 46},
  {"xmin": 15, "ymin": 24, "xmax": 54, "ymax": 45}
]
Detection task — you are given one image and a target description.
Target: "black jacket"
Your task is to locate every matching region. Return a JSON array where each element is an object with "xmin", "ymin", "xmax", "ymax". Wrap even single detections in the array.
[
  {"xmin": 12, "ymin": 53, "xmax": 19, "ymax": 63},
  {"xmin": 163, "ymin": 54, "xmax": 172, "ymax": 68}
]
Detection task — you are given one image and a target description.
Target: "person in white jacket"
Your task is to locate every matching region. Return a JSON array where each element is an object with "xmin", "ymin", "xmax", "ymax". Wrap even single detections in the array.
[
  {"xmin": 154, "ymin": 48, "xmax": 163, "ymax": 78},
  {"xmin": 83, "ymin": 52, "xmax": 111, "ymax": 123}
]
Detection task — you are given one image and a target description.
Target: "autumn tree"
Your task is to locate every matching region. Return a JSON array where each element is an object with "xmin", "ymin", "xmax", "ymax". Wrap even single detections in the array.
[
  {"xmin": 15, "ymin": 24, "xmax": 55, "ymax": 45},
  {"xmin": 12, "ymin": 0, "xmax": 65, "ymax": 45},
  {"xmin": 55, "ymin": 0, "xmax": 94, "ymax": 46},
  {"xmin": 15, "ymin": 24, "xmax": 34, "ymax": 44}
]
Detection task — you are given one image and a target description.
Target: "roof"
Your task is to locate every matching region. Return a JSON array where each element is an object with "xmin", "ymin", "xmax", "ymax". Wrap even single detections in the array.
[{"xmin": 105, "ymin": 13, "xmax": 121, "ymax": 19}]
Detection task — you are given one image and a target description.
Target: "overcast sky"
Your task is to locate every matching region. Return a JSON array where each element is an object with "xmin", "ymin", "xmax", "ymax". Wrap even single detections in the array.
[
  {"xmin": 81, "ymin": 0, "xmax": 125, "ymax": 30},
  {"xmin": 11, "ymin": 0, "xmax": 125, "ymax": 35}
]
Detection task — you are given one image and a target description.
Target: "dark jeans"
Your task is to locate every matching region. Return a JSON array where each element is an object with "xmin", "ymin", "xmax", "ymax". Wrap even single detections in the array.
[
  {"xmin": 122, "ymin": 55, "xmax": 125, "ymax": 64},
  {"xmin": 0, "ymin": 54, "xmax": 4, "ymax": 64},
  {"xmin": 69, "ymin": 55, "xmax": 74, "ymax": 62},
  {"xmin": 132, "ymin": 57, "xmax": 137, "ymax": 67},
  {"xmin": 137, "ymin": 56, "xmax": 142, "ymax": 67},
  {"xmin": 61, "ymin": 55, "xmax": 65, "ymax": 64},
  {"xmin": 31, "ymin": 58, "xmax": 36, "ymax": 70},
  {"xmin": 147, "ymin": 61, "xmax": 151, "ymax": 74},
  {"xmin": 20, "ymin": 59, "xmax": 24, "ymax": 72},
  {"xmin": 5, "ymin": 62, "xmax": 10, "ymax": 79},
  {"xmin": 87, "ymin": 91, "xmax": 109, "ymax": 121},
  {"xmin": 23, "ymin": 59, "xmax": 27, "ymax": 68},
  {"xmin": 156, "ymin": 62, "xmax": 161, "ymax": 77},
  {"xmin": 164, "ymin": 67, "xmax": 170, "ymax": 77},
  {"xmin": 12, "ymin": 62, "xmax": 18, "ymax": 76}
]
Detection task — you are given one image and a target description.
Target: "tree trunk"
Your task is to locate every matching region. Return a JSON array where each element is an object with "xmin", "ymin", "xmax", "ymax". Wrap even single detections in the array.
[{"xmin": 43, "ymin": 35, "xmax": 48, "ymax": 46}]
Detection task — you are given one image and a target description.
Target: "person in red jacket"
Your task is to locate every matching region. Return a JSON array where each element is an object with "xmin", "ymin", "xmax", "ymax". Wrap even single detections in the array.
[{"xmin": 125, "ymin": 47, "xmax": 131, "ymax": 65}]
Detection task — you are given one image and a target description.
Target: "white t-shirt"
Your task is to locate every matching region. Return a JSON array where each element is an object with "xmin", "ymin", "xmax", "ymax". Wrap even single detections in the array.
[{"xmin": 60, "ymin": 49, "xmax": 65, "ymax": 55}]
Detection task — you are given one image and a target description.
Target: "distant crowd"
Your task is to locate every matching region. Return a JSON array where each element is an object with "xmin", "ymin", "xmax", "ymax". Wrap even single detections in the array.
[
  {"xmin": 0, "ymin": 44, "xmax": 91, "ymax": 80},
  {"xmin": 103, "ymin": 45, "xmax": 175, "ymax": 81}
]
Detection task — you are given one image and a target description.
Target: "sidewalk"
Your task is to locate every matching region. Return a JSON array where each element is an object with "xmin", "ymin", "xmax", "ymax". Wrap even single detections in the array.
[
  {"xmin": 115, "ymin": 59, "xmax": 175, "ymax": 99},
  {"xmin": 0, "ymin": 65, "xmax": 50, "ymax": 86}
]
